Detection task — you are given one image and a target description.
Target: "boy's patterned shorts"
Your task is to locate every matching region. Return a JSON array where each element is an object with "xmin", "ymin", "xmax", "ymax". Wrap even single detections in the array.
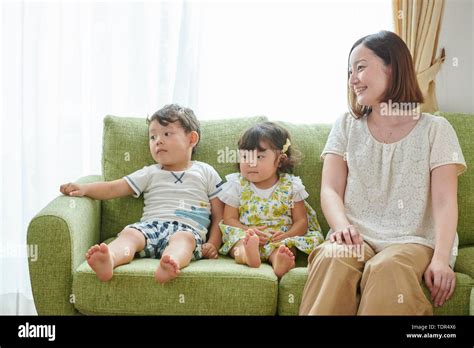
[{"xmin": 123, "ymin": 220, "xmax": 203, "ymax": 260}]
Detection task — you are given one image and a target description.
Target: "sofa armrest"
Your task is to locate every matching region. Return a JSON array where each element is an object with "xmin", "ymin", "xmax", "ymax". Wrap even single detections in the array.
[{"xmin": 27, "ymin": 175, "xmax": 102, "ymax": 315}]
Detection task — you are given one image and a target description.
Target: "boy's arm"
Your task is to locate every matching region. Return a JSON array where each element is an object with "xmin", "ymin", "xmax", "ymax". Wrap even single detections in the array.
[
  {"xmin": 201, "ymin": 198, "xmax": 224, "ymax": 259},
  {"xmin": 206, "ymin": 197, "xmax": 224, "ymax": 249},
  {"xmin": 59, "ymin": 179, "xmax": 134, "ymax": 200}
]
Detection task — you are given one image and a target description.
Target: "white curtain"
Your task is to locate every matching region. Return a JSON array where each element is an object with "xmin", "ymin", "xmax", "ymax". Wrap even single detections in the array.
[
  {"xmin": 0, "ymin": 0, "xmax": 202, "ymax": 315},
  {"xmin": 1, "ymin": 0, "xmax": 391, "ymax": 315},
  {"xmin": 197, "ymin": 0, "xmax": 392, "ymax": 121}
]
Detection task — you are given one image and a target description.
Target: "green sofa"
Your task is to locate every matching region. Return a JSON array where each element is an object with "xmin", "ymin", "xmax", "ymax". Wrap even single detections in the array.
[{"xmin": 28, "ymin": 112, "xmax": 474, "ymax": 315}]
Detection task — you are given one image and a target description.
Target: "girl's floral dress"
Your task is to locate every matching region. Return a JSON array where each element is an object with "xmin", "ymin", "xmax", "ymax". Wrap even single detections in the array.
[{"xmin": 218, "ymin": 173, "xmax": 324, "ymax": 260}]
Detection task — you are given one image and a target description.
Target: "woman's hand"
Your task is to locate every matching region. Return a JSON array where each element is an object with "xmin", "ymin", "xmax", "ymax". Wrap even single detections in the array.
[
  {"xmin": 60, "ymin": 182, "xmax": 86, "ymax": 197},
  {"xmin": 424, "ymin": 259, "xmax": 456, "ymax": 307},
  {"xmin": 329, "ymin": 224, "xmax": 363, "ymax": 245},
  {"xmin": 201, "ymin": 243, "xmax": 218, "ymax": 259}
]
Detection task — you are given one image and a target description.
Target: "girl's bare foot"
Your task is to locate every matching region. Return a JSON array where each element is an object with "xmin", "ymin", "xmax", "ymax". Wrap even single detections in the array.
[
  {"xmin": 86, "ymin": 243, "xmax": 114, "ymax": 282},
  {"xmin": 243, "ymin": 230, "xmax": 261, "ymax": 268},
  {"xmin": 272, "ymin": 245, "xmax": 295, "ymax": 278},
  {"xmin": 155, "ymin": 254, "xmax": 180, "ymax": 283}
]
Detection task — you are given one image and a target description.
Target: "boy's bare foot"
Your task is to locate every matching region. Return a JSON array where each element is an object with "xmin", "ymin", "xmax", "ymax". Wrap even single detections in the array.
[
  {"xmin": 86, "ymin": 243, "xmax": 114, "ymax": 282},
  {"xmin": 155, "ymin": 254, "xmax": 180, "ymax": 283},
  {"xmin": 272, "ymin": 245, "xmax": 295, "ymax": 278},
  {"xmin": 243, "ymin": 230, "xmax": 261, "ymax": 268}
]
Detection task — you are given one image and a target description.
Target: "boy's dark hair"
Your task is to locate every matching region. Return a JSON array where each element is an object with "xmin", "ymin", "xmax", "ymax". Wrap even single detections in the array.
[
  {"xmin": 237, "ymin": 121, "xmax": 302, "ymax": 174},
  {"xmin": 147, "ymin": 104, "xmax": 201, "ymax": 154}
]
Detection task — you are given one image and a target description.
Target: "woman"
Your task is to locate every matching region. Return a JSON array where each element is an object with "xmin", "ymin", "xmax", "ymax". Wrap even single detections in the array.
[{"xmin": 299, "ymin": 31, "xmax": 466, "ymax": 315}]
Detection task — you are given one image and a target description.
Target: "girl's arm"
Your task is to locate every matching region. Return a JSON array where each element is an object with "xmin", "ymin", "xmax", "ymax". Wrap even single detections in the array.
[
  {"xmin": 59, "ymin": 179, "xmax": 134, "ymax": 200},
  {"xmin": 271, "ymin": 200, "xmax": 308, "ymax": 242},
  {"xmin": 223, "ymin": 204, "xmax": 246, "ymax": 229},
  {"xmin": 424, "ymin": 164, "xmax": 458, "ymax": 307},
  {"xmin": 285, "ymin": 201, "xmax": 309, "ymax": 236}
]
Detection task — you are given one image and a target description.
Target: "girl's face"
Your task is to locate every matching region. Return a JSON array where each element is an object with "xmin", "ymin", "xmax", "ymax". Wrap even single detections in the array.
[
  {"xmin": 239, "ymin": 141, "xmax": 283, "ymax": 188},
  {"xmin": 348, "ymin": 44, "xmax": 391, "ymax": 107}
]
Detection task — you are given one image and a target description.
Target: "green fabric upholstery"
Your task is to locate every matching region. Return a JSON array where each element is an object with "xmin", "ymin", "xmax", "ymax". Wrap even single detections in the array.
[
  {"xmin": 73, "ymin": 253, "xmax": 277, "ymax": 315},
  {"xmin": 28, "ymin": 175, "xmax": 102, "ymax": 315},
  {"xmin": 455, "ymin": 246, "xmax": 474, "ymax": 278},
  {"xmin": 28, "ymin": 113, "xmax": 473, "ymax": 315},
  {"xmin": 278, "ymin": 268, "xmax": 474, "ymax": 316}
]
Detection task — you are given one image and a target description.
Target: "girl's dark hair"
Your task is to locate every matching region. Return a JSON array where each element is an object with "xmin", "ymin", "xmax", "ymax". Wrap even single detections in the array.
[
  {"xmin": 237, "ymin": 122, "xmax": 301, "ymax": 174},
  {"xmin": 147, "ymin": 104, "xmax": 201, "ymax": 154},
  {"xmin": 347, "ymin": 30, "xmax": 424, "ymax": 118}
]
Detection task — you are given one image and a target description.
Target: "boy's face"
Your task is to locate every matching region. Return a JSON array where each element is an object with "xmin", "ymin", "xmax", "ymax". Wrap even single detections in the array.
[{"xmin": 148, "ymin": 120, "xmax": 198, "ymax": 170}]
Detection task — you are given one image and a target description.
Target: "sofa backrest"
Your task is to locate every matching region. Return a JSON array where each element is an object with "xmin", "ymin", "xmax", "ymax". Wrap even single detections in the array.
[{"xmin": 101, "ymin": 112, "xmax": 472, "ymax": 247}]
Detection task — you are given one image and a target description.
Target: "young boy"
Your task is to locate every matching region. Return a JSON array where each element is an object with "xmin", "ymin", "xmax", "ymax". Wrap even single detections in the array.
[{"xmin": 60, "ymin": 104, "xmax": 224, "ymax": 284}]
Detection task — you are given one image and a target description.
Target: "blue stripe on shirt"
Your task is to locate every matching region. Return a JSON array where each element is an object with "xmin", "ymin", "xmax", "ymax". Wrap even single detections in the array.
[{"xmin": 209, "ymin": 188, "xmax": 223, "ymax": 199}]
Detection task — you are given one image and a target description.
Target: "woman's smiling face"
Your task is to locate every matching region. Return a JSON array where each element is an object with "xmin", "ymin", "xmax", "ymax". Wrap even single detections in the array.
[{"xmin": 348, "ymin": 44, "xmax": 391, "ymax": 108}]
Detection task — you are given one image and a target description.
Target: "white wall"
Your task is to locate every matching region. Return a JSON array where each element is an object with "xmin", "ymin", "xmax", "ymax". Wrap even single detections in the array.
[{"xmin": 436, "ymin": 0, "xmax": 474, "ymax": 114}]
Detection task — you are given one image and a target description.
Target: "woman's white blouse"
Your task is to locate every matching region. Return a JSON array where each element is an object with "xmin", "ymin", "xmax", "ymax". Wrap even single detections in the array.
[{"xmin": 321, "ymin": 112, "xmax": 467, "ymax": 267}]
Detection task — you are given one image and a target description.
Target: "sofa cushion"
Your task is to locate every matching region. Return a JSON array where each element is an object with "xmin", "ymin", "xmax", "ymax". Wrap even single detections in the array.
[
  {"xmin": 73, "ymin": 256, "xmax": 278, "ymax": 315},
  {"xmin": 101, "ymin": 115, "xmax": 267, "ymax": 241},
  {"xmin": 278, "ymin": 267, "xmax": 473, "ymax": 315},
  {"xmin": 435, "ymin": 112, "xmax": 474, "ymax": 246}
]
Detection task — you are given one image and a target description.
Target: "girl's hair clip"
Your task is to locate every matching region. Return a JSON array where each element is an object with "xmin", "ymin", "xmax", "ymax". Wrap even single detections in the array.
[{"xmin": 282, "ymin": 138, "xmax": 291, "ymax": 153}]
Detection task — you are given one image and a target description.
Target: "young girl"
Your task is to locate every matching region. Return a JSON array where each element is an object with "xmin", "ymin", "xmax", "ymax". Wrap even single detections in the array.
[{"xmin": 218, "ymin": 122, "xmax": 324, "ymax": 277}]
